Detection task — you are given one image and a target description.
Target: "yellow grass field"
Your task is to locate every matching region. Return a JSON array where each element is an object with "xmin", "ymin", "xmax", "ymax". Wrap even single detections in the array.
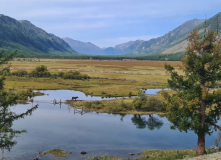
[
  {"xmin": 5, "ymin": 59, "xmax": 182, "ymax": 95},
  {"xmin": 9, "ymin": 59, "xmax": 182, "ymax": 74},
  {"xmin": 4, "ymin": 59, "xmax": 181, "ymax": 115}
]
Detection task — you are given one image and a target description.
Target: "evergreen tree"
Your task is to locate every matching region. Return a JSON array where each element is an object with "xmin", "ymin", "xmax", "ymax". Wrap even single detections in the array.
[
  {"xmin": 163, "ymin": 30, "xmax": 221, "ymax": 156},
  {"xmin": 0, "ymin": 50, "xmax": 38, "ymax": 152}
]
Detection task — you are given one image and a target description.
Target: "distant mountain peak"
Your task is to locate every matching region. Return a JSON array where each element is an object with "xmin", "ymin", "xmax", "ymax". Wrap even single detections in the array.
[
  {"xmin": 63, "ymin": 37, "xmax": 102, "ymax": 55},
  {"xmin": 63, "ymin": 37, "xmax": 145, "ymax": 55}
]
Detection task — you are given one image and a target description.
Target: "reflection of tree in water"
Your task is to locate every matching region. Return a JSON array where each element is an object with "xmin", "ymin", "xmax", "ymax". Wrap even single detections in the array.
[
  {"xmin": 131, "ymin": 115, "xmax": 163, "ymax": 130},
  {"xmin": 146, "ymin": 116, "xmax": 163, "ymax": 130},
  {"xmin": 131, "ymin": 115, "xmax": 146, "ymax": 129},
  {"xmin": 119, "ymin": 113, "xmax": 126, "ymax": 121}
]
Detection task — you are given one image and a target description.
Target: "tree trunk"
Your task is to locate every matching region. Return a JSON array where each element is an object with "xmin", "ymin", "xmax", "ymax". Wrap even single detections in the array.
[
  {"xmin": 196, "ymin": 133, "xmax": 207, "ymax": 156},
  {"xmin": 196, "ymin": 85, "xmax": 207, "ymax": 156}
]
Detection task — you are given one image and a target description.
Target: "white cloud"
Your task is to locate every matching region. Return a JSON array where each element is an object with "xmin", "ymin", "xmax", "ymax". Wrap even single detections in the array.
[
  {"xmin": 2, "ymin": 0, "xmax": 220, "ymax": 20},
  {"xmin": 0, "ymin": 0, "xmax": 221, "ymax": 47},
  {"xmin": 43, "ymin": 21, "xmax": 111, "ymax": 31}
]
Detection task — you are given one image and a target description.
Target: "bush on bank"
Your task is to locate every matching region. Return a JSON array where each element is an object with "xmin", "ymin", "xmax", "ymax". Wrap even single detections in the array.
[
  {"xmin": 132, "ymin": 92, "xmax": 164, "ymax": 112},
  {"xmin": 3, "ymin": 65, "xmax": 90, "ymax": 80}
]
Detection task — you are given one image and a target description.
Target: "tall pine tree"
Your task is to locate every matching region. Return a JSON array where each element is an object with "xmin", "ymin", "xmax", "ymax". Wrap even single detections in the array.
[
  {"xmin": 0, "ymin": 50, "xmax": 38, "ymax": 152},
  {"xmin": 164, "ymin": 30, "xmax": 221, "ymax": 156}
]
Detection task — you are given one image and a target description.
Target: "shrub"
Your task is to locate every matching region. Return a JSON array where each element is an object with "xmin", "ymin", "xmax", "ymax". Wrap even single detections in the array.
[
  {"xmin": 57, "ymin": 71, "xmax": 64, "ymax": 78},
  {"xmin": 12, "ymin": 70, "xmax": 28, "ymax": 77},
  {"xmin": 101, "ymin": 91, "xmax": 106, "ymax": 95},
  {"xmin": 29, "ymin": 65, "xmax": 51, "ymax": 77},
  {"xmin": 145, "ymin": 97, "xmax": 163, "ymax": 111},
  {"xmin": 132, "ymin": 92, "xmax": 147, "ymax": 111},
  {"xmin": 128, "ymin": 91, "xmax": 132, "ymax": 97},
  {"xmin": 0, "ymin": 67, "xmax": 11, "ymax": 76},
  {"xmin": 51, "ymin": 74, "xmax": 58, "ymax": 79},
  {"xmin": 63, "ymin": 71, "xmax": 87, "ymax": 80},
  {"xmin": 120, "ymin": 101, "xmax": 128, "ymax": 109}
]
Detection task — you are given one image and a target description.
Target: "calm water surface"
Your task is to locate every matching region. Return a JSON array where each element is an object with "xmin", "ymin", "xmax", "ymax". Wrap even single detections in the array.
[
  {"xmin": 1, "ymin": 90, "xmax": 218, "ymax": 160},
  {"xmin": 141, "ymin": 88, "xmax": 170, "ymax": 95},
  {"xmin": 34, "ymin": 90, "xmax": 123, "ymax": 102}
]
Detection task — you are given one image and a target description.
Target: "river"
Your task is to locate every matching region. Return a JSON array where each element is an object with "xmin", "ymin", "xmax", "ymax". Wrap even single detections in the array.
[{"xmin": 1, "ymin": 90, "xmax": 218, "ymax": 160}]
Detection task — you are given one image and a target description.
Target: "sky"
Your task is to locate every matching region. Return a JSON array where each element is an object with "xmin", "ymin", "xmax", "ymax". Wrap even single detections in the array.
[{"xmin": 0, "ymin": 0, "xmax": 221, "ymax": 48}]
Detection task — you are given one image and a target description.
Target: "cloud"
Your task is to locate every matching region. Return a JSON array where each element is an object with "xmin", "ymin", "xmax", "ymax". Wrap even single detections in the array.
[
  {"xmin": 0, "ymin": 0, "xmax": 221, "ymax": 47},
  {"xmin": 2, "ymin": 0, "xmax": 220, "ymax": 20},
  {"xmin": 43, "ymin": 21, "xmax": 111, "ymax": 31}
]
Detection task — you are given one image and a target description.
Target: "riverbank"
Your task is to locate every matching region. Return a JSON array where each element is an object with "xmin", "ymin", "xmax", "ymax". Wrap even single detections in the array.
[
  {"xmin": 66, "ymin": 97, "xmax": 166, "ymax": 116},
  {"xmin": 86, "ymin": 149, "xmax": 221, "ymax": 160},
  {"xmin": 183, "ymin": 151, "xmax": 221, "ymax": 160},
  {"xmin": 4, "ymin": 75, "xmax": 168, "ymax": 115}
]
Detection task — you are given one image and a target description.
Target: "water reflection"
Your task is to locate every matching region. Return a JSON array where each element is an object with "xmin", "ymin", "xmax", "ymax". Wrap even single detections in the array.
[
  {"xmin": 33, "ymin": 90, "xmax": 122, "ymax": 102},
  {"xmin": 131, "ymin": 115, "xmax": 163, "ymax": 130},
  {"xmin": 140, "ymin": 88, "xmax": 170, "ymax": 95},
  {"xmin": 1, "ymin": 93, "xmax": 217, "ymax": 159},
  {"xmin": 0, "ymin": 103, "xmax": 37, "ymax": 154}
]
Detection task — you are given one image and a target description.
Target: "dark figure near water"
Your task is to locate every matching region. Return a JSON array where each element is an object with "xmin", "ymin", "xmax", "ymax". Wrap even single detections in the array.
[{"xmin": 72, "ymin": 96, "xmax": 79, "ymax": 100}]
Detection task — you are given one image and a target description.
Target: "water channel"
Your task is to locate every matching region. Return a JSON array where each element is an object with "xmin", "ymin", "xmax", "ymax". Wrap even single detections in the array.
[{"xmin": 1, "ymin": 89, "xmax": 219, "ymax": 159}]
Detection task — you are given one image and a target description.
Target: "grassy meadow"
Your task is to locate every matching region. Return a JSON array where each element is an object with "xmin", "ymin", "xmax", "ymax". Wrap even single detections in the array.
[{"xmin": 4, "ymin": 59, "xmax": 182, "ymax": 114}]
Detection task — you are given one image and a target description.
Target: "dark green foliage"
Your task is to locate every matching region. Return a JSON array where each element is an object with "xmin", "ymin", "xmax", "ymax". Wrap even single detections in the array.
[
  {"xmin": 163, "ymin": 30, "xmax": 221, "ymax": 155},
  {"xmin": 0, "ymin": 14, "xmax": 76, "ymax": 55},
  {"xmin": 63, "ymin": 71, "xmax": 89, "ymax": 80},
  {"xmin": 13, "ymin": 53, "xmax": 184, "ymax": 61},
  {"xmin": 131, "ymin": 115, "xmax": 163, "ymax": 130},
  {"xmin": 51, "ymin": 74, "xmax": 58, "ymax": 79},
  {"xmin": 0, "ymin": 49, "xmax": 38, "ymax": 152},
  {"xmin": 8, "ymin": 65, "xmax": 89, "ymax": 81},
  {"xmin": 57, "ymin": 71, "xmax": 65, "ymax": 78},
  {"xmin": 132, "ymin": 92, "xmax": 147, "ymax": 111},
  {"xmin": 11, "ymin": 70, "xmax": 28, "ymax": 77},
  {"xmin": 16, "ymin": 89, "xmax": 35, "ymax": 101},
  {"xmin": 29, "ymin": 65, "xmax": 51, "ymax": 77},
  {"xmin": 128, "ymin": 91, "xmax": 132, "ymax": 97},
  {"xmin": 0, "ymin": 67, "xmax": 10, "ymax": 76},
  {"xmin": 146, "ymin": 97, "xmax": 163, "ymax": 112}
]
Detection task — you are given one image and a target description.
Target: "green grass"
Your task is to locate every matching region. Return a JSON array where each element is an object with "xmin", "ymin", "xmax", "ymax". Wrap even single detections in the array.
[
  {"xmin": 5, "ymin": 76, "xmax": 165, "ymax": 97},
  {"xmin": 86, "ymin": 148, "xmax": 221, "ymax": 160},
  {"xmin": 66, "ymin": 94, "xmax": 166, "ymax": 116},
  {"xmin": 40, "ymin": 148, "xmax": 72, "ymax": 157}
]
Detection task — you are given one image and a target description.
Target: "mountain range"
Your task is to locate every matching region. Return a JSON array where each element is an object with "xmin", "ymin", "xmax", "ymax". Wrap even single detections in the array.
[
  {"xmin": 63, "ymin": 37, "xmax": 144, "ymax": 55},
  {"xmin": 63, "ymin": 18, "xmax": 204, "ymax": 56},
  {"xmin": 0, "ymin": 12, "xmax": 221, "ymax": 56},
  {"xmin": 0, "ymin": 14, "xmax": 77, "ymax": 56},
  {"xmin": 133, "ymin": 12, "xmax": 221, "ymax": 56},
  {"xmin": 64, "ymin": 12, "xmax": 221, "ymax": 56},
  {"xmin": 62, "ymin": 19, "xmax": 206, "ymax": 56}
]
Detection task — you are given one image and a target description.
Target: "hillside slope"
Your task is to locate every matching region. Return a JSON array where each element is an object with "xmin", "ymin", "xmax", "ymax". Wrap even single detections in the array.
[
  {"xmin": 0, "ymin": 14, "xmax": 76, "ymax": 55},
  {"xmin": 132, "ymin": 19, "xmax": 204, "ymax": 55},
  {"xmin": 63, "ymin": 38, "xmax": 102, "ymax": 55},
  {"xmin": 162, "ymin": 13, "xmax": 221, "ymax": 55}
]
